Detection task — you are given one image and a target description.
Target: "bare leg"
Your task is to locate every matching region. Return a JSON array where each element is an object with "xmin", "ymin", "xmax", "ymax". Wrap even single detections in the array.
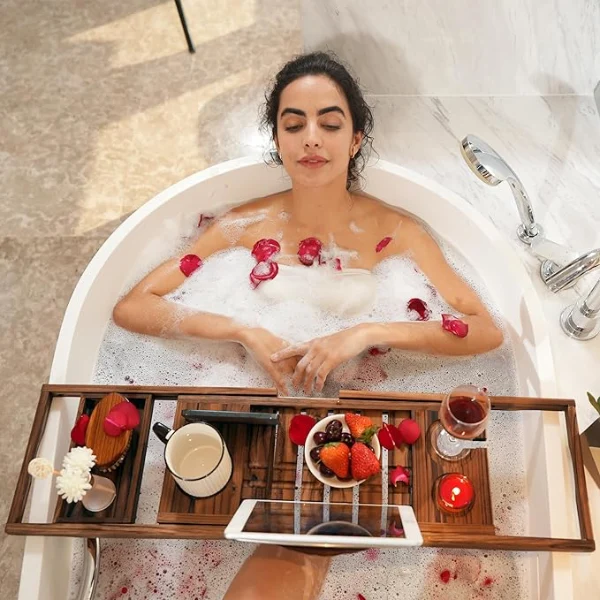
[{"xmin": 223, "ymin": 545, "xmax": 331, "ymax": 600}]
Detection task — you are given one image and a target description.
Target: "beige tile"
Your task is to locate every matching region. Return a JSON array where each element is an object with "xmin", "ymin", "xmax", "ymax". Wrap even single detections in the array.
[
  {"xmin": 0, "ymin": 235, "xmax": 108, "ymax": 599},
  {"xmin": 0, "ymin": 0, "xmax": 301, "ymax": 237}
]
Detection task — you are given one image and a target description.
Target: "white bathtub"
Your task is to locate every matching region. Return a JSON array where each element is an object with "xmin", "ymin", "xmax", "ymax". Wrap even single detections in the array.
[{"xmin": 18, "ymin": 157, "xmax": 579, "ymax": 599}]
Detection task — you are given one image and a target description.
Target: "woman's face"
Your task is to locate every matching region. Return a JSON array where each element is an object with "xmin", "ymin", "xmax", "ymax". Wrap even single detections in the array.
[{"xmin": 275, "ymin": 75, "xmax": 363, "ymax": 188}]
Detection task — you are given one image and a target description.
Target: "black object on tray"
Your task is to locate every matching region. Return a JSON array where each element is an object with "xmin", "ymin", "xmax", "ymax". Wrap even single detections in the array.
[{"xmin": 181, "ymin": 409, "xmax": 279, "ymax": 426}]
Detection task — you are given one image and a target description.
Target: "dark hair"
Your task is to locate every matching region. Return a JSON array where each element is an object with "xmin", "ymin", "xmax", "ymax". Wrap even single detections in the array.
[{"xmin": 260, "ymin": 51, "xmax": 375, "ymax": 191}]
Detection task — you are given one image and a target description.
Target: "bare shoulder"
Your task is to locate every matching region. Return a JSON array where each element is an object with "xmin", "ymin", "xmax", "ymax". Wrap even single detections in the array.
[
  {"xmin": 351, "ymin": 192, "xmax": 422, "ymax": 233},
  {"xmin": 227, "ymin": 191, "xmax": 288, "ymax": 218}
]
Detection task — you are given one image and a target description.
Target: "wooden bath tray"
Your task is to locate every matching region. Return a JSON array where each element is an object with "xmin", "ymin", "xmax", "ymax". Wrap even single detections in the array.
[{"xmin": 5, "ymin": 385, "xmax": 595, "ymax": 554}]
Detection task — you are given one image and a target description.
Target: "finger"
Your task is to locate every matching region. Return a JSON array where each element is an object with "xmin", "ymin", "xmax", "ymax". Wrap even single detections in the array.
[
  {"xmin": 303, "ymin": 356, "xmax": 325, "ymax": 395},
  {"xmin": 293, "ymin": 354, "xmax": 312, "ymax": 389},
  {"xmin": 267, "ymin": 365, "xmax": 289, "ymax": 396},
  {"xmin": 314, "ymin": 361, "xmax": 334, "ymax": 393},
  {"xmin": 271, "ymin": 344, "xmax": 308, "ymax": 362}
]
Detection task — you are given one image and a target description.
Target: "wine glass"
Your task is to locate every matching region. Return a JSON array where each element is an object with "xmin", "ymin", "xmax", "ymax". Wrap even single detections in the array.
[{"xmin": 429, "ymin": 384, "xmax": 490, "ymax": 461}]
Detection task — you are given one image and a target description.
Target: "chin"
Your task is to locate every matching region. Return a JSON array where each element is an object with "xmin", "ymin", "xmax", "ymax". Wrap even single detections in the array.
[{"xmin": 290, "ymin": 166, "xmax": 345, "ymax": 188}]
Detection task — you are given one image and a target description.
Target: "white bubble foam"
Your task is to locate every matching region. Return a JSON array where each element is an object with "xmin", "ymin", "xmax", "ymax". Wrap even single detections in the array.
[{"xmin": 82, "ymin": 225, "xmax": 531, "ymax": 599}]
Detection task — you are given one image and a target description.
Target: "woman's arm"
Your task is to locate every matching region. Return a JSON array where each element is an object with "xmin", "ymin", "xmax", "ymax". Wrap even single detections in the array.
[
  {"xmin": 364, "ymin": 217, "xmax": 504, "ymax": 355},
  {"xmin": 112, "ymin": 220, "xmax": 246, "ymax": 342},
  {"xmin": 271, "ymin": 217, "xmax": 504, "ymax": 393}
]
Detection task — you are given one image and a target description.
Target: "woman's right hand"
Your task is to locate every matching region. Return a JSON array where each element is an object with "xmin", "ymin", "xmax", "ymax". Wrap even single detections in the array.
[{"xmin": 238, "ymin": 327, "xmax": 298, "ymax": 395}]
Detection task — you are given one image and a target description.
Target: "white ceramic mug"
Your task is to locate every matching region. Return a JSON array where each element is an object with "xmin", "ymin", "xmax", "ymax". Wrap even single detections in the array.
[{"xmin": 153, "ymin": 421, "xmax": 232, "ymax": 498}]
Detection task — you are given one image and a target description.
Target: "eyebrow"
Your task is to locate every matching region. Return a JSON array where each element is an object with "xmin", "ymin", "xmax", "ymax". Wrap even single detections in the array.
[{"xmin": 280, "ymin": 106, "xmax": 346, "ymax": 118}]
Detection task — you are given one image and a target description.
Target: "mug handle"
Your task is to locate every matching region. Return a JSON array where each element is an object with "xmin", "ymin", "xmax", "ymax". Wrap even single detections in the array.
[{"xmin": 152, "ymin": 422, "xmax": 174, "ymax": 444}]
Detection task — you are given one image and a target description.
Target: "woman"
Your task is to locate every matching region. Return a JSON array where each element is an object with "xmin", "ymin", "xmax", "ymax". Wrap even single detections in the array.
[
  {"xmin": 113, "ymin": 51, "xmax": 503, "ymax": 599},
  {"xmin": 113, "ymin": 52, "xmax": 502, "ymax": 397}
]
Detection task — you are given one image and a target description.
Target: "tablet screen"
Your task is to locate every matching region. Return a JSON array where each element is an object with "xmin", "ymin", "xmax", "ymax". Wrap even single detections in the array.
[{"xmin": 241, "ymin": 501, "xmax": 405, "ymax": 538}]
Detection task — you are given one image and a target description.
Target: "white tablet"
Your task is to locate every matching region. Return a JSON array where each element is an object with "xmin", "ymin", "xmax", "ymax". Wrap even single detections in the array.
[{"xmin": 224, "ymin": 500, "xmax": 423, "ymax": 549}]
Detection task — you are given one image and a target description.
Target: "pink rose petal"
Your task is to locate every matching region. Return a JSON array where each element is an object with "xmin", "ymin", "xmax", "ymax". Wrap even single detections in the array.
[
  {"xmin": 375, "ymin": 236, "xmax": 392, "ymax": 253},
  {"xmin": 197, "ymin": 214, "xmax": 214, "ymax": 227},
  {"xmin": 111, "ymin": 401, "xmax": 140, "ymax": 429},
  {"xmin": 103, "ymin": 410, "xmax": 127, "ymax": 437},
  {"xmin": 179, "ymin": 254, "xmax": 203, "ymax": 277},
  {"xmin": 251, "ymin": 238, "xmax": 281, "ymax": 262},
  {"xmin": 250, "ymin": 261, "xmax": 279, "ymax": 288},
  {"xmin": 407, "ymin": 297, "xmax": 431, "ymax": 321},
  {"xmin": 441, "ymin": 313, "xmax": 469, "ymax": 338},
  {"xmin": 389, "ymin": 520, "xmax": 405, "ymax": 537},
  {"xmin": 389, "ymin": 465, "xmax": 410, "ymax": 486}
]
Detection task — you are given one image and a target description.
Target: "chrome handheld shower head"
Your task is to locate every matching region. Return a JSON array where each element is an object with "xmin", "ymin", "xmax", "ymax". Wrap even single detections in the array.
[{"xmin": 460, "ymin": 135, "xmax": 543, "ymax": 244}]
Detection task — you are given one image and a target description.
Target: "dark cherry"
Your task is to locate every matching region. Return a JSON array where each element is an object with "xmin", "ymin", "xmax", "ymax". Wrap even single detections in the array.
[
  {"xmin": 340, "ymin": 432, "xmax": 354, "ymax": 447},
  {"xmin": 319, "ymin": 463, "xmax": 334, "ymax": 477},
  {"xmin": 313, "ymin": 431, "xmax": 328, "ymax": 445},
  {"xmin": 325, "ymin": 420, "xmax": 343, "ymax": 441},
  {"xmin": 309, "ymin": 446, "xmax": 322, "ymax": 463}
]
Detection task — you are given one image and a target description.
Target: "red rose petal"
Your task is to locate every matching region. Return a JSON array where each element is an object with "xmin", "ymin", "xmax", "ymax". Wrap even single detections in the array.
[
  {"xmin": 441, "ymin": 313, "xmax": 469, "ymax": 338},
  {"xmin": 368, "ymin": 346, "xmax": 390, "ymax": 356},
  {"xmin": 250, "ymin": 261, "xmax": 279, "ymax": 288},
  {"xmin": 179, "ymin": 254, "xmax": 202, "ymax": 277},
  {"xmin": 111, "ymin": 401, "xmax": 140, "ymax": 429},
  {"xmin": 387, "ymin": 423, "xmax": 404, "ymax": 448},
  {"xmin": 70, "ymin": 414, "xmax": 90, "ymax": 446},
  {"xmin": 251, "ymin": 238, "xmax": 281, "ymax": 262},
  {"xmin": 377, "ymin": 424, "xmax": 395, "ymax": 451},
  {"xmin": 375, "ymin": 236, "xmax": 392, "ymax": 253},
  {"xmin": 289, "ymin": 414, "xmax": 317, "ymax": 446},
  {"xmin": 440, "ymin": 570, "xmax": 452, "ymax": 584},
  {"xmin": 398, "ymin": 418, "xmax": 421, "ymax": 444},
  {"xmin": 407, "ymin": 297, "xmax": 431, "ymax": 321},
  {"xmin": 389, "ymin": 465, "xmax": 410, "ymax": 486},
  {"xmin": 298, "ymin": 237, "xmax": 323, "ymax": 266},
  {"xmin": 334, "ymin": 258, "xmax": 342, "ymax": 271},
  {"xmin": 103, "ymin": 410, "xmax": 127, "ymax": 437}
]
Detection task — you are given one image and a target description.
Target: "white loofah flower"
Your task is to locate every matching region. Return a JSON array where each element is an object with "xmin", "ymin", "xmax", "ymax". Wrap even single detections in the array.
[
  {"xmin": 27, "ymin": 457, "xmax": 54, "ymax": 479},
  {"xmin": 62, "ymin": 446, "xmax": 96, "ymax": 474},
  {"xmin": 56, "ymin": 468, "xmax": 92, "ymax": 503}
]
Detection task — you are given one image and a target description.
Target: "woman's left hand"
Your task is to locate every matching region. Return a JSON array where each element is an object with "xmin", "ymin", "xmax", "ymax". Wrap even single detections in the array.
[{"xmin": 270, "ymin": 325, "xmax": 371, "ymax": 394}]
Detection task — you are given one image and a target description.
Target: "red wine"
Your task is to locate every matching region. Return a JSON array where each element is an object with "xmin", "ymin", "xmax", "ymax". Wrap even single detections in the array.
[{"xmin": 449, "ymin": 396, "xmax": 486, "ymax": 423}]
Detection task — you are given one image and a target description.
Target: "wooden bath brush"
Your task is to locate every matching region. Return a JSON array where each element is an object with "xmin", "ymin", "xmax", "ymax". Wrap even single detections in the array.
[{"xmin": 85, "ymin": 392, "xmax": 133, "ymax": 472}]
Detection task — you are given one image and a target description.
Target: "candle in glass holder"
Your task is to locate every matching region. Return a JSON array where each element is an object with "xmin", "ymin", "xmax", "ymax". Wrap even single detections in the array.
[{"xmin": 436, "ymin": 473, "xmax": 474, "ymax": 514}]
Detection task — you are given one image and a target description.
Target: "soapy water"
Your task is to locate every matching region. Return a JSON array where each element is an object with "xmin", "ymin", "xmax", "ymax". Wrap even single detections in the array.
[{"xmin": 68, "ymin": 219, "xmax": 532, "ymax": 599}]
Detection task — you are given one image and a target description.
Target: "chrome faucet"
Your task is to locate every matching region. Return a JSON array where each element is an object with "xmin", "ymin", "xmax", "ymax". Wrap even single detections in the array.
[
  {"xmin": 460, "ymin": 135, "xmax": 544, "ymax": 244},
  {"xmin": 560, "ymin": 278, "xmax": 600, "ymax": 341},
  {"xmin": 460, "ymin": 134, "xmax": 600, "ymax": 340}
]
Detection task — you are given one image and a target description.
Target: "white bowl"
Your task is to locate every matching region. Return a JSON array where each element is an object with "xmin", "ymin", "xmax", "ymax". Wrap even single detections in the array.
[{"xmin": 304, "ymin": 413, "xmax": 381, "ymax": 488}]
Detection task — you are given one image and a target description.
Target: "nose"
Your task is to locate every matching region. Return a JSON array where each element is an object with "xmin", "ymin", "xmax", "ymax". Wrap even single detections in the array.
[{"xmin": 303, "ymin": 122, "xmax": 322, "ymax": 149}]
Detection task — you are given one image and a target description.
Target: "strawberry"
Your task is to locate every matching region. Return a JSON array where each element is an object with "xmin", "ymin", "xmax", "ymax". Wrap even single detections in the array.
[
  {"xmin": 351, "ymin": 442, "xmax": 380, "ymax": 481},
  {"xmin": 320, "ymin": 442, "xmax": 350, "ymax": 479},
  {"xmin": 344, "ymin": 412, "xmax": 377, "ymax": 443}
]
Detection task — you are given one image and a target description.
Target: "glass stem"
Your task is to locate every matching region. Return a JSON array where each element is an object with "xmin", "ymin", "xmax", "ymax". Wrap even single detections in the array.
[{"xmin": 437, "ymin": 429, "xmax": 465, "ymax": 458}]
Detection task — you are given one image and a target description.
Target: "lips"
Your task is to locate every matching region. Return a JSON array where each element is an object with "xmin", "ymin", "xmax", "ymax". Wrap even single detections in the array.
[{"xmin": 299, "ymin": 156, "xmax": 328, "ymax": 166}]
